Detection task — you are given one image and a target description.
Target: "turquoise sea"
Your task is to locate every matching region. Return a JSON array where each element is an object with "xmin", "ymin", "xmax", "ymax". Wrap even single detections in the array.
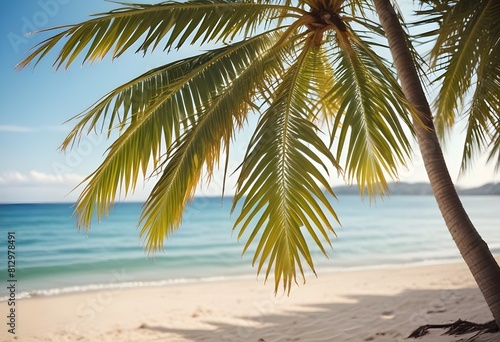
[{"xmin": 0, "ymin": 195, "xmax": 499, "ymax": 300}]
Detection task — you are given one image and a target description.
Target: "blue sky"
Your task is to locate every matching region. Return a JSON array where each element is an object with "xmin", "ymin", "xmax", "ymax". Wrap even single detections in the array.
[{"xmin": 0, "ymin": 0, "xmax": 499, "ymax": 203}]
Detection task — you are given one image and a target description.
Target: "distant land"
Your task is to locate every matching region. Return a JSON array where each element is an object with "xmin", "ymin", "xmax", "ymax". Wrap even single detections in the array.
[{"xmin": 332, "ymin": 182, "xmax": 500, "ymax": 196}]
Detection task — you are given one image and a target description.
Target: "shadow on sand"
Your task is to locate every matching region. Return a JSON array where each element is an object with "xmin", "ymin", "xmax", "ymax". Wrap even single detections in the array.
[{"xmin": 138, "ymin": 287, "xmax": 498, "ymax": 342}]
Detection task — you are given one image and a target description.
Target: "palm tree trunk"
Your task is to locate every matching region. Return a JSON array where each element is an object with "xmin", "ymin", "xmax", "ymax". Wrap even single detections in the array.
[{"xmin": 373, "ymin": 0, "xmax": 500, "ymax": 328}]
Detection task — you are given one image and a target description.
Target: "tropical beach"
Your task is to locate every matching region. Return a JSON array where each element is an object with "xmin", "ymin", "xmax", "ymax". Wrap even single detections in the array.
[
  {"xmin": 4, "ymin": 259, "xmax": 500, "ymax": 342},
  {"xmin": 2, "ymin": 0, "xmax": 500, "ymax": 340}
]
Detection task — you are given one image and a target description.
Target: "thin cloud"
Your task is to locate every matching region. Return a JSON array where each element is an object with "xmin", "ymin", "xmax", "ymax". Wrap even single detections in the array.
[
  {"xmin": 0, "ymin": 125, "xmax": 35, "ymax": 133},
  {"xmin": 0, "ymin": 125, "xmax": 70, "ymax": 133},
  {"xmin": 0, "ymin": 172, "xmax": 29, "ymax": 184},
  {"xmin": 0, "ymin": 171, "xmax": 84, "ymax": 186},
  {"xmin": 30, "ymin": 170, "xmax": 83, "ymax": 184}
]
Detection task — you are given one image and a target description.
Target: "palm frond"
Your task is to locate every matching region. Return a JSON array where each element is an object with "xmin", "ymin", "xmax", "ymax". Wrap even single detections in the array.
[
  {"xmin": 138, "ymin": 30, "xmax": 290, "ymax": 251},
  {"xmin": 71, "ymin": 32, "xmax": 283, "ymax": 231},
  {"xmin": 305, "ymin": 40, "xmax": 339, "ymax": 123},
  {"xmin": 462, "ymin": 35, "xmax": 500, "ymax": 172},
  {"xmin": 326, "ymin": 29, "xmax": 414, "ymax": 197},
  {"xmin": 487, "ymin": 120, "xmax": 500, "ymax": 172},
  {"xmin": 415, "ymin": 0, "xmax": 499, "ymax": 173},
  {"xmin": 232, "ymin": 36, "xmax": 340, "ymax": 294},
  {"xmin": 16, "ymin": 0, "xmax": 304, "ymax": 70},
  {"xmin": 427, "ymin": 0, "xmax": 497, "ymax": 137},
  {"xmin": 61, "ymin": 61, "xmax": 188, "ymax": 150}
]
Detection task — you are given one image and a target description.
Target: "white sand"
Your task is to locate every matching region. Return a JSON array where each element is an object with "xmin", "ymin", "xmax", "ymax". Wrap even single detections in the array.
[{"xmin": 3, "ymin": 260, "xmax": 499, "ymax": 342}]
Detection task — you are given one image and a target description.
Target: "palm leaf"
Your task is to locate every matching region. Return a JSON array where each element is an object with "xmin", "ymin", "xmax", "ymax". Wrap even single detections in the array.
[
  {"xmin": 425, "ymin": 0, "xmax": 497, "ymax": 135},
  {"xmin": 326, "ymin": 29, "xmax": 414, "ymax": 197},
  {"xmin": 16, "ymin": 0, "xmax": 304, "ymax": 70},
  {"xmin": 488, "ymin": 121, "xmax": 500, "ymax": 172},
  {"xmin": 462, "ymin": 33, "xmax": 500, "ymax": 171},
  {"xmin": 417, "ymin": 0, "xmax": 499, "ymax": 171},
  {"xmin": 232, "ymin": 35, "xmax": 340, "ymax": 294},
  {"xmin": 71, "ymin": 32, "xmax": 283, "ymax": 230},
  {"xmin": 138, "ymin": 30, "xmax": 291, "ymax": 251}
]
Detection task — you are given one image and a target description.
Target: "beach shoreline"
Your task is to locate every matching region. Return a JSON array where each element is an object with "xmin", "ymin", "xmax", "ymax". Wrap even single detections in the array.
[
  {"xmin": 1, "ymin": 256, "xmax": 480, "ymax": 302},
  {"xmin": 3, "ymin": 258, "xmax": 499, "ymax": 341}
]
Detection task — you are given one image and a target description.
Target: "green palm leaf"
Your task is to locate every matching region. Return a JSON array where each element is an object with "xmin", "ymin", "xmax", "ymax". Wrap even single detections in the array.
[
  {"xmin": 16, "ymin": 0, "xmax": 303, "ymax": 70},
  {"xmin": 431, "ymin": 0, "xmax": 496, "ymax": 131},
  {"xmin": 326, "ymin": 30, "xmax": 414, "ymax": 196},
  {"xmin": 417, "ymin": 0, "xmax": 499, "ymax": 170},
  {"xmin": 139, "ymin": 30, "xmax": 290, "ymax": 251},
  {"xmin": 462, "ymin": 36, "xmax": 500, "ymax": 171},
  {"xmin": 72, "ymin": 32, "xmax": 283, "ymax": 230},
  {"xmin": 232, "ymin": 35, "xmax": 341, "ymax": 293}
]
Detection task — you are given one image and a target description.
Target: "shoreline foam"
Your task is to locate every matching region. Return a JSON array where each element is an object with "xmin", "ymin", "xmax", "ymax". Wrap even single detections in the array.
[{"xmin": 0, "ymin": 255, "xmax": 482, "ymax": 302}]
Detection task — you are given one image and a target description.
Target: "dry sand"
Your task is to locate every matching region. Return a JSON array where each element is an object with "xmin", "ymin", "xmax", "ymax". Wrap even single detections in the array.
[{"xmin": 2, "ymin": 260, "xmax": 499, "ymax": 342}]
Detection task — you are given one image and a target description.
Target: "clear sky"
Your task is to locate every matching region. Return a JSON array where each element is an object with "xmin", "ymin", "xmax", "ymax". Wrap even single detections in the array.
[{"xmin": 1, "ymin": 0, "xmax": 499, "ymax": 203}]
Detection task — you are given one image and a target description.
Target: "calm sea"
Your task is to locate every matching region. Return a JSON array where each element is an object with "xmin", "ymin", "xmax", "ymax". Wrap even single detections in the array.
[{"xmin": 0, "ymin": 195, "xmax": 498, "ymax": 299}]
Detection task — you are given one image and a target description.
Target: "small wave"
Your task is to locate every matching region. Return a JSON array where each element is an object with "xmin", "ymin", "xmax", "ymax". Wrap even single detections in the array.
[
  {"xmin": 0, "ymin": 274, "xmax": 256, "ymax": 301},
  {"xmin": 0, "ymin": 291, "xmax": 32, "ymax": 302},
  {"xmin": 2, "ymin": 254, "xmax": 499, "ymax": 302}
]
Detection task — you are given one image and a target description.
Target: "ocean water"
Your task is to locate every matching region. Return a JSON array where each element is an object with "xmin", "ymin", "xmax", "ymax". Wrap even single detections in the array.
[{"xmin": 0, "ymin": 195, "xmax": 498, "ymax": 299}]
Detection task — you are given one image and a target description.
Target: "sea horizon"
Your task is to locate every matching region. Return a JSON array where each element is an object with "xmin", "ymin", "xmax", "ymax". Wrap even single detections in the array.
[{"xmin": 0, "ymin": 180, "xmax": 498, "ymax": 205}]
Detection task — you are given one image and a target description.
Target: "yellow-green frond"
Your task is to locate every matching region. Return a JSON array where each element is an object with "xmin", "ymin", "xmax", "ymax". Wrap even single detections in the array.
[
  {"xmin": 16, "ymin": 0, "xmax": 303, "ymax": 70},
  {"xmin": 416, "ymin": 0, "xmax": 499, "ymax": 172},
  {"xmin": 232, "ymin": 37, "xmax": 340, "ymax": 294},
  {"xmin": 72, "ymin": 32, "xmax": 284, "ymax": 232},
  {"xmin": 427, "ymin": 0, "xmax": 497, "ymax": 138},
  {"xmin": 326, "ymin": 30, "xmax": 414, "ymax": 197},
  {"xmin": 461, "ymin": 38, "xmax": 500, "ymax": 172},
  {"xmin": 488, "ymin": 121, "xmax": 500, "ymax": 172},
  {"xmin": 138, "ymin": 31, "xmax": 289, "ymax": 252}
]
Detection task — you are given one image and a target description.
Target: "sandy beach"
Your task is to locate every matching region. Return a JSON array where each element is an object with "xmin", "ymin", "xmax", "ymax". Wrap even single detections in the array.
[{"xmin": 3, "ymin": 259, "xmax": 499, "ymax": 342}]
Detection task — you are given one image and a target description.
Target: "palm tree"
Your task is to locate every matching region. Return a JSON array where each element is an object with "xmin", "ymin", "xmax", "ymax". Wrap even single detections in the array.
[
  {"xmin": 373, "ymin": 0, "xmax": 500, "ymax": 327},
  {"xmin": 17, "ymin": 0, "xmax": 499, "ymax": 326}
]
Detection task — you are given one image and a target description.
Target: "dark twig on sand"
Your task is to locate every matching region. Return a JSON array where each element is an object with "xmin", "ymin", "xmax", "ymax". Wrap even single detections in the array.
[{"xmin": 408, "ymin": 319, "xmax": 499, "ymax": 338}]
